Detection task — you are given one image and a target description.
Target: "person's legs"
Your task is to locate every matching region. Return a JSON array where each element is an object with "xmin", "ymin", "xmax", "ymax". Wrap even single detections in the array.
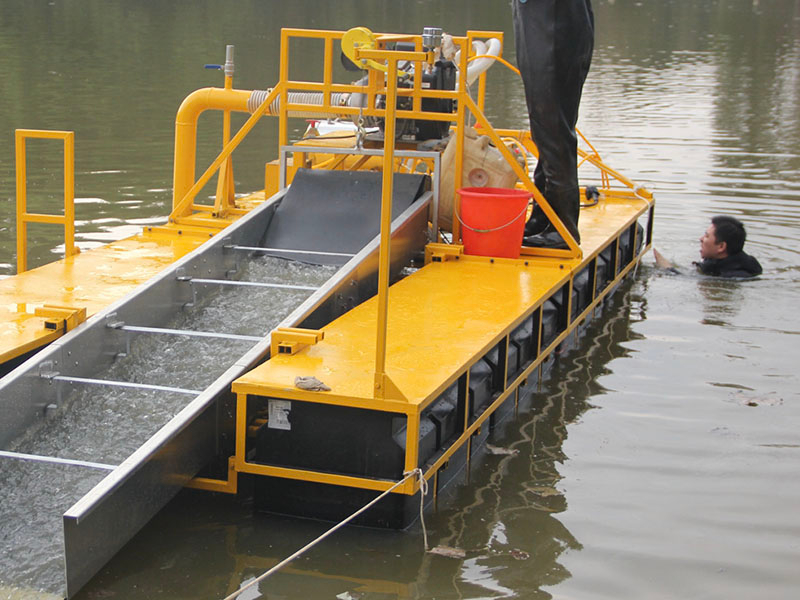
[{"xmin": 513, "ymin": 0, "xmax": 594, "ymax": 245}]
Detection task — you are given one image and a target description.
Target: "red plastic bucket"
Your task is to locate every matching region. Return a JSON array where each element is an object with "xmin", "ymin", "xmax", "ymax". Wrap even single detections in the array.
[{"xmin": 457, "ymin": 187, "xmax": 532, "ymax": 258}]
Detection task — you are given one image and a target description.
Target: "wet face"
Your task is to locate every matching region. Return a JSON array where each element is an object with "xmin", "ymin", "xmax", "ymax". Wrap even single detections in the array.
[{"xmin": 699, "ymin": 224, "xmax": 727, "ymax": 260}]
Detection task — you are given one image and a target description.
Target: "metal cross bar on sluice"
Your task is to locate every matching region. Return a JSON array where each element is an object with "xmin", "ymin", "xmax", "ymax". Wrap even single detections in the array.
[
  {"xmin": 181, "ymin": 277, "xmax": 320, "ymax": 291},
  {"xmin": 51, "ymin": 375, "xmax": 202, "ymax": 396},
  {"xmin": 113, "ymin": 324, "xmax": 263, "ymax": 342},
  {"xmin": 227, "ymin": 245, "xmax": 356, "ymax": 258},
  {"xmin": 0, "ymin": 450, "xmax": 117, "ymax": 471}
]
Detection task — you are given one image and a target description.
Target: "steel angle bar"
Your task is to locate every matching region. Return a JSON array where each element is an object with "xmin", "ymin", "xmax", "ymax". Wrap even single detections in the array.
[
  {"xmin": 51, "ymin": 375, "xmax": 201, "ymax": 396},
  {"xmin": 114, "ymin": 324, "xmax": 262, "ymax": 343},
  {"xmin": 227, "ymin": 245, "xmax": 356, "ymax": 258},
  {"xmin": 183, "ymin": 277, "xmax": 320, "ymax": 291},
  {"xmin": 0, "ymin": 450, "xmax": 116, "ymax": 471}
]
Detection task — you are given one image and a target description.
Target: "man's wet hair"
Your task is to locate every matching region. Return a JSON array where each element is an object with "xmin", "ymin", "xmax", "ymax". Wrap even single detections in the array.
[{"xmin": 711, "ymin": 215, "xmax": 746, "ymax": 255}]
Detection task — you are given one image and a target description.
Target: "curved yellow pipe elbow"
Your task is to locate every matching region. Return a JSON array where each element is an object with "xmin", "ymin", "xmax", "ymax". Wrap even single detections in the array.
[{"xmin": 172, "ymin": 87, "xmax": 253, "ymax": 210}]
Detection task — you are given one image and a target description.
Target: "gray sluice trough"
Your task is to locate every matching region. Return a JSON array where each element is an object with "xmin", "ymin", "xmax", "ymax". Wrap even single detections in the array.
[{"xmin": 0, "ymin": 169, "xmax": 432, "ymax": 597}]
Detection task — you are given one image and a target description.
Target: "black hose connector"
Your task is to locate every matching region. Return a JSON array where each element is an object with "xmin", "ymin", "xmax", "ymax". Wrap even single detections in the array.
[{"xmin": 582, "ymin": 185, "xmax": 600, "ymax": 208}]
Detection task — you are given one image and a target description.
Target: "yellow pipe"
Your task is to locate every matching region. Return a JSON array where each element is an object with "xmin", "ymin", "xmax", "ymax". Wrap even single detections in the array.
[{"xmin": 172, "ymin": 87, "xmax": 252, "ymax": 212}]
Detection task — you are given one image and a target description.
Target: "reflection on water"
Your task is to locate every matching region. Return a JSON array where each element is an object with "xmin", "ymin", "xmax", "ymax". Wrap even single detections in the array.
[{"xmin": 1, "ymin": 0, "xmax": 799, "ymax": 599}]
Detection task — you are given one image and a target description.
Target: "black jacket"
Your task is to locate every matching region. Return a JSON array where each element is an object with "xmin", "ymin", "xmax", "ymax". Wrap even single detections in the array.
[{"xmin": 694, "ymin": 251, "xmax": 762, "ymax": 278}]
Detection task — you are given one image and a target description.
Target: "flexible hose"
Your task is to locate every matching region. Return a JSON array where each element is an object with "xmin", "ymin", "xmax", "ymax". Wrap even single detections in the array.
[
  {"xmin": 455, "ymin": 38, "xmax": 502, "ymax": 86},
  {"xmin": 247, "ymin": 89, "xmax": 355, "ymax": 118}
]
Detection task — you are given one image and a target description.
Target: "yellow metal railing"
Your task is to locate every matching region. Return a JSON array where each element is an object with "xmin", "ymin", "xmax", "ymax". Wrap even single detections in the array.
[{"xmin": 15, "ymin": 129, "xmax": 77, "ymax": 273}]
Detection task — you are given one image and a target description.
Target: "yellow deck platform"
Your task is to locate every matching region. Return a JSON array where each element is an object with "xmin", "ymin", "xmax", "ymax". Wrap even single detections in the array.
[
  {"xmin": 230, "ymin": 191, "xmax": 652, "ymax": 498},
  {"xmin": 234, "ymin": 192, "xmax": 649, "ymax": 409},
  {"xmin": 0, "ymin": 233, "xmax": 202, "ymax": 364}
]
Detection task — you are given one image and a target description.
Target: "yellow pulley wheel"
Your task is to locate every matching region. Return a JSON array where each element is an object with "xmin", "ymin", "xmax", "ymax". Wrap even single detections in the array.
[{"xmin": 341, "ymin": 27, "xmax": 387, "ymax": 73}]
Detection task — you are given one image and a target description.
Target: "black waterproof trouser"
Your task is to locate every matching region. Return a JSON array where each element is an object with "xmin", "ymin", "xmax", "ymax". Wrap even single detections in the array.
[{"xmin": 513, "ymin": 0, "xmax": 594, "ymax": 242}]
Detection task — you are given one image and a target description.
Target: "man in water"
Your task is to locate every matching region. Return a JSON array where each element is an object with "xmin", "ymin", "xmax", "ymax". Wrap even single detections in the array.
[
  {"xmin": 694, "ymin": 215, "xmax": 762, "ymax": 277},
  {"xmin": 513, "ymin": 0, "xmax": 594, "ymax": 248}
]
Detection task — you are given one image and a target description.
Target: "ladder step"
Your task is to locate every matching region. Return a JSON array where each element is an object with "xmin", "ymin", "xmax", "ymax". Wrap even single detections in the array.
[
  {"xmin": 114, "ymin": 324, "xmax": 262, "ymax": 342},
  {"xmin": 229, "ymin": 245, "xmax": 356, "ymax": 258},
  {"xmin": 184, "ymin": 277, "xmax": 319, "ymax": 291},
  {"xmin": 51, "ymin": 375, "xmax": 202, "ymax": 396},
  {"xmin": 0, "ymin": 450, "xmax": 117, "ymax": 471}
]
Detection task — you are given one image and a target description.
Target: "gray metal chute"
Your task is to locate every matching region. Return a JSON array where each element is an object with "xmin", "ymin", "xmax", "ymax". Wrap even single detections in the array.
[{"xmin": 0, "ymin": 169, "xmax": 432, "ymax": 597}]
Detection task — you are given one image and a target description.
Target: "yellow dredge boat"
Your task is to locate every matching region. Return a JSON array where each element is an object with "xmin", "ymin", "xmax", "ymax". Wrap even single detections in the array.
[{"xmin": 0, "ymin": 27, "xmax": 654, "ymax": 597}]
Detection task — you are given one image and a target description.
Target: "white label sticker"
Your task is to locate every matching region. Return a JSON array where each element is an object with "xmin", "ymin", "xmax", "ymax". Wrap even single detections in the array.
[{"xmin": 268, "ymin": 399, "xmax": 292, "ymax": 431}]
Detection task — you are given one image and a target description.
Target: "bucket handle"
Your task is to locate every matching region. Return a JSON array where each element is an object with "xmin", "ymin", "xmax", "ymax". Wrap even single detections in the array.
[{"xmin": 456, "ymin": 202, "xmax": 529, "ymax": 234}]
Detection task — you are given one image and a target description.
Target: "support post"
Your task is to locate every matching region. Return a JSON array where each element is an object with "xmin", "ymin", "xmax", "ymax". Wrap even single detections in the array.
[{"xmin": 373, "ymin": 55, "xmax": 399, "ymax": 399}]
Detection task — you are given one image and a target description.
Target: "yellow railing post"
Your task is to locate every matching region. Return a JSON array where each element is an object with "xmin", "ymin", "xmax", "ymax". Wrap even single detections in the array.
[
  {"xmin": 353, "ymin": 44, "xmax": 433, "ymax": 400},
  {"xmin": 372, "ymin": 54, "xmax": 399, "ymax": 399},
  {"xmin": 15, "ymin": 129, "xmax": 77, "ymax": 273},
  {"xmin": 213, "ymin": 45, "xmax": 237, "ymax": 218}
]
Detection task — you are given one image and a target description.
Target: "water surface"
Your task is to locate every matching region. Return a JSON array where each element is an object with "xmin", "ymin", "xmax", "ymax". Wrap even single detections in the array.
[{"xmin": 1, "ymin": 1, "xmax": 799, "ymax": 599}]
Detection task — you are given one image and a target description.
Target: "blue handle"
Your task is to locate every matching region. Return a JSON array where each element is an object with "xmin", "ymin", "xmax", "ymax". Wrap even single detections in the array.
[{"xmin": 204, "ymin": 64, "xmax": 223, "ymax": 70}]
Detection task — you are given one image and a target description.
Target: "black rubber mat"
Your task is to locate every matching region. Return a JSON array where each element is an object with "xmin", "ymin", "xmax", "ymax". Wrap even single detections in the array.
[{"xmin": 261, "ymin": 168, "xmax": 428, "ymax": 265}]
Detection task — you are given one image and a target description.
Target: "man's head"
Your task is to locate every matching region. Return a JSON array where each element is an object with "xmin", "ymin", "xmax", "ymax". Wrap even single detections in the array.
[{"xmin": 699, "ymin": 215, "xmax": 746, "ymax": 260}]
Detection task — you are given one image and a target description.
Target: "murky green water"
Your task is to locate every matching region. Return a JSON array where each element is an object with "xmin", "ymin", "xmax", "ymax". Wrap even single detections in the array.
[{"xmin": 1, "ymin": 1, "xmax": 799, "ymax": 599}]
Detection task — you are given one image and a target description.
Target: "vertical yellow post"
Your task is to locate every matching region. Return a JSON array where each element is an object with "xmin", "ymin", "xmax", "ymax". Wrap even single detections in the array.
[
  {"xmin": 451, "ymin": 38, "xmax": 469, "ymax": 244},
  {"xmin": 214, "ymin": 45, "xmax": 236, "ymax": 216},
  {"xmin": 63, "ymin": 131, "xmax": 75, "ymax": 258},
  {"xmin": 278, "ymin": 30, "xmax": 290, "ymax": 149},
  {"xmin": 234, "ymin": 393, "xmax": 248, "ymax": 471},
  {"xmin": 323, "ymin": 35, "xmax": 333, "ymax": 106},
  {"xmin": 373, "ymin": 56, "xmax": 399, "ymax": 398},
  {"xmin": 403, "ymin": 409, "xmax": 421, "ymax": 488},
  {"xmin": 15, "ymin": 132, "xmax": 28, "ymax": 273}
]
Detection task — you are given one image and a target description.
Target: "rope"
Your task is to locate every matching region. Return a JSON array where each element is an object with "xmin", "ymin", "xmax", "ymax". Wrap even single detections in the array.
[
  {"xmin": 633, "ymin": 184, "xmax": 652, "ymax": 204},
  {"xmin": 412, "ymin": 468, "xmax": 430, "ymax": 551},
  {"xmin": 221, "ymin": 468, "xmax": 428, "ymax": 600},
  {"xmin": 355, "ymin": 108, "xmax": 367, "ymax": 149},
  {"xmin": 455, "ymin": 202, "xmax": 530, "ymax": 234}
]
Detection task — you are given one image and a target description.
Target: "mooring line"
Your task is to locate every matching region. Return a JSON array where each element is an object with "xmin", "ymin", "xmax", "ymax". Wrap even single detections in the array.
[{"xmin": 221, "ymin": 468, "xmax": 428, "ymax": 600}]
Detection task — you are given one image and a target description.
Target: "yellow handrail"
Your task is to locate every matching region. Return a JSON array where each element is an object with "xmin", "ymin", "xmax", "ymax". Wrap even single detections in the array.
[{"xmin": 15, "ymin": 129, "xmax": 77, "ymax": 273}]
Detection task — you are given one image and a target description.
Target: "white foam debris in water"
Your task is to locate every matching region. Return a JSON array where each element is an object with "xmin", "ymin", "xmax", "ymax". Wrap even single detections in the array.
[
  {"xmin": 73, "ymin": 197, "xmax": 109, "ymax": 204},
  {"xmin": 0, "ymin": 255, "xmax": 338, "ymax": 593}
]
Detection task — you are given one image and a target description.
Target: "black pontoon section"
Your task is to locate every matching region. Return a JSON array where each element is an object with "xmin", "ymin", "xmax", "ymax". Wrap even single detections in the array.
[{"xmin": 0, "ymin": 169, "xmax": 430, "ymax": 598}]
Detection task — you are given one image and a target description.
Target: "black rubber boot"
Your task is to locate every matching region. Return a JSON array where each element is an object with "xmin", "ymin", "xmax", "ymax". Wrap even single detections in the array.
[
  {"xmin": 523, "ymin": 186, "xmax": 581, "ymax": 248},
  {"xmin": 523, "ymin": 163, "xmax": 549, "ymax": 236}
]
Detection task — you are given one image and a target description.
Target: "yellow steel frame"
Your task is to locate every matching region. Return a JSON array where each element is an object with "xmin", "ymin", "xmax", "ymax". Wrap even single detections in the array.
[
  {"xmin": 187, "ymin": 27, "xmax": 656, "ymax": 497},
  {"xmin": 213, "ymin": 65, "xmax": 237, "ymax": 218},
  {"xmin": 222, "ymin": 210, "xmax": 653, "ymax": 498},
  {"xmin": 168, "ymin": 27, "xmax": 649, "ymax": 245},
  {"xmin": 15, "ymin": 129, "xmax": 77, "ymax": 273}
]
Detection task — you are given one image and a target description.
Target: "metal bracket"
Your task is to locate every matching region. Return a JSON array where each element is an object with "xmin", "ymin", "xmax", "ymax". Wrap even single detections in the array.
[
  {"xmin": 270, "ymin": 327, "xmax": 324, "ymax": 356},
  {"xmin": 34, "ymin": 304, "xmax": 87, "ymax": 332},
  {"xmin": 425, "ymin": 243, "xmax": 464, "ymax": 264}
]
